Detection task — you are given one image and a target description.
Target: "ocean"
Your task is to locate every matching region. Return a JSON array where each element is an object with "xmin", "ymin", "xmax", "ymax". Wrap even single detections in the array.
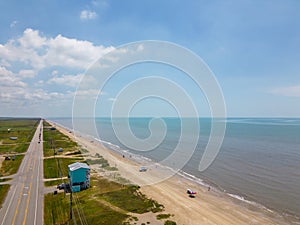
[{"xmin": 50, "ymin": 117, "xmax": 300, "ymax": 220}]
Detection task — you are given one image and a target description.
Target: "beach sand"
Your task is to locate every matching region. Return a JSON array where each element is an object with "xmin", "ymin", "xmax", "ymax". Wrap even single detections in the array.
[{"xmin": 49, "ymin": 121, "xmax": 293, "ymax": 225}]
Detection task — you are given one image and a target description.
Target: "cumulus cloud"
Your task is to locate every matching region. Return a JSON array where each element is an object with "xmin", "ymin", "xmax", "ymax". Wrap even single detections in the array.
[
  {"xmin": 0, "ymin": 66, "xmax": 27, "ymax": 88},
  {"xmin": 0, "ymin": 28, "xmax": 114, "ymax": 70},
  {"xmin": 0, "ymin": 28, "xmax": 116, "ymax": 116},
  {"xmin": 18, "ymin": 69, "xmax": 36, "ymax": 78},
  {"xmin": 80, "ymin": 10, "xmax": 97, "ymax": 20},
  {"xmin": 48, "ymin": 73, "xmax": 83, "ymax": 87},
  {"xmin": 270, "ymin": 85, "xmax": 300, "ymax": 97}
]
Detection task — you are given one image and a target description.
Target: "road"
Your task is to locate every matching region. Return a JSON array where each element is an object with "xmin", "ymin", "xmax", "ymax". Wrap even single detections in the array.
[{"xmin": 0, "ymin": 120, "xmax": 44, "ymax": 225}]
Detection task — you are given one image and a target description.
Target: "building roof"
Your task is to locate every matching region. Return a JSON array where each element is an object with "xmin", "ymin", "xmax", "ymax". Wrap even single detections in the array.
[{"xmin": 68, "ymin": 162, "xmax": 90, "ymax": 171}]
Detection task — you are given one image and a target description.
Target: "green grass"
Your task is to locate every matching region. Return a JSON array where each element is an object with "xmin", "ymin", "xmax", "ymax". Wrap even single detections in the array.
[
  {"xmin": 44, "ymin": 157, "xmax": 84, "ymax": 179},
  {"xmin": 44, "ymin": 176, "xmax": 166, "ymax": 225},
  {"xmin": 44, "ymin": 191, "xmax": 128, "ymax": 225},
  {"xmin": 156, "ymin": 214, "xmax": 172, "ymax": 220},
  {"xmin": 0, "ymin": 118, "xmax": 39, "ymax": 144},
  {"xmin": 164, "ymin": 220, "xmax": 177, "ymax": 225},
  {"xmin": 0, "ymin": 155, "xmax": 24, "ymax": 176},
  {"xmin": 0, "ymin": 184, "xmax": 10, "ymax": 209},
  {"xmin": 43, "ymin": 126, "xmax": 77, "ymax": 157},
  {"xmin": 85, "ymin": 156, "xmax": 118, "ymax": 171},
  {"xmin": 100, "ymin": 185, "xmax": 164, "ymax": 214},
  {"xmin": 0, "ymin": 118, "xmax": 39, "ymax": 154}
]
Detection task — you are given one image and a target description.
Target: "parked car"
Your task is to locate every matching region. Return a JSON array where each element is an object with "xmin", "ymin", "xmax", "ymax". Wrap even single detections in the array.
[
  {"xmin": 57, "ymin": 183, "xmax": 70, "ymax": 191},
  {"xmin": 139, "ymin": 166, "xmax": 147, "ymax": 172}
]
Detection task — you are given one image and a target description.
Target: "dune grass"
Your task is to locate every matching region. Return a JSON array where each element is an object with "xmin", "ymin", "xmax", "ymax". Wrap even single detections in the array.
[
  {"xmin": 43, "ymin": 123, "xmax": 77, "ymax": 157},
  {"xmin": 44, "ymin": 176, "xmax": 165, "ymax": 225}
]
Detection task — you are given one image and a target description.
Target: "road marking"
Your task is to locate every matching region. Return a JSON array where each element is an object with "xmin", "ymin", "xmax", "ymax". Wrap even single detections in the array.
[
  {"xmin": 11, "ymin": 155, "xmax": 33, "ymax": 225},
  {"xmin": 22, "ymin": 156, "xmax": 36, "ymax": 225},
  {"xmin": 34, "ymin": 153, "xmax": 41, "ymax": 225},
  {"xmin": 0, "ymin": 185, "xmax": 17, "ymax": 225},
  {"xmin": 22, "ymin": 182, "xmax": 32, "ymax": 225},
  {"xmin": 0, "ymin": 137, "xmax": 33, "ymax": 225}
]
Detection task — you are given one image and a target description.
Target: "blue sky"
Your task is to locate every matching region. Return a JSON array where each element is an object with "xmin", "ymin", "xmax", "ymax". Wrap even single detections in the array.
[{"xmin": 0, "ymin": 0, "xmax": 299, "ymax": 117}]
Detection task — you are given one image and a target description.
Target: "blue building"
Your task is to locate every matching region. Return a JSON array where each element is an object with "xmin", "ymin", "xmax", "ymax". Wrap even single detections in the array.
[{"xmin": 68, "ymin": 162, "xmax": 90, "ymax": 192}]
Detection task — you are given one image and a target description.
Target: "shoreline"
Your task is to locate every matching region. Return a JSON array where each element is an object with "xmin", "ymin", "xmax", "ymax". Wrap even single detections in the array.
[{"xmin": 48, "ymin": 120, "xmax": 298, "ymax": 225}]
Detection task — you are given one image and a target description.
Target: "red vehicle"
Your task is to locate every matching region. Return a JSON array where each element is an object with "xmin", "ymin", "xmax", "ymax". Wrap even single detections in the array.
[{"xmin": 187, "ymin": 189, "xmax": 197, "ymax": 197}]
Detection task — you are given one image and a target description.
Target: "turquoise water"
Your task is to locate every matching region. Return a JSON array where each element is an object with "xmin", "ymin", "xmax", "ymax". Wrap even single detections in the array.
[{"xmin": 51, "ymin": 117, "xmax": 300, "ymax": 219}]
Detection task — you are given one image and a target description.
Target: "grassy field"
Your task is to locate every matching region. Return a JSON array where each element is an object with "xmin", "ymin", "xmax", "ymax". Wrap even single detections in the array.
[
  {"xmin": 43, "ymin": 121, "xmax": 77, "ymax": 157},
  {"xmin": 0, "ymin": 155, "xmax": 24, "ymax": 176},
  {"xmin": 0, "ymin": 185, "xmax": 10, "ymax": 209},
  {"xmin": 44, "ymin": 176, "xmax": 164, "ymax": 225},
  {"xmin": 44, "ymin": 157, "xmax": 84, "ymax": 179},
  {"xmin": 0, "ymin": 118, "xmax": 39, "ymax": 154}
]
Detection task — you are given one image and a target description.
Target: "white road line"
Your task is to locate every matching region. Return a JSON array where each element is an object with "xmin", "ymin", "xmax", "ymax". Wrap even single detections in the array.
[
  {"xmin": 34, "ymin": 157, "xmax": 41, "ymax": 225},
  {"xmin": 34, "ymin": 124, "xmax": 42, "ymax": 225},
  {"xmin": 0, "ymin": 135, "xmax": 31, "ymax": 225},
  {"xmin": 0, "ymin": 184, "xmax": 18, "ymax": 225}
]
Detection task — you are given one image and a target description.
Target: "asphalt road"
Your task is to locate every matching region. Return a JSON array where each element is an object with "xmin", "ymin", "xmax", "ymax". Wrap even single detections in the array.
[{"xmin": 0, "ymin": 120, "xmax": 44, "ymax": 225}]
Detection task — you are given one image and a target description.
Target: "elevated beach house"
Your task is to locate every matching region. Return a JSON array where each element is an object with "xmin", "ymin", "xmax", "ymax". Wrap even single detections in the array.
[{"xmin": 68, "ymin": 162, "xmax": 90, "ymax": 192}]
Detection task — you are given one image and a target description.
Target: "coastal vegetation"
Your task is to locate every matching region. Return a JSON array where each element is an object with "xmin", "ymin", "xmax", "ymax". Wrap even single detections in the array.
[
  {"xmin": 43, "ymin": 121, "xmax": 173, "ymax": 225},
  {"xmin": 45, "ymin": 176, "xmax": 164, "ymax": 225}
]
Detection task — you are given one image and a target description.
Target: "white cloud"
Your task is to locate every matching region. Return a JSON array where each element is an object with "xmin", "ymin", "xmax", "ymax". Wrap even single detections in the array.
[
  {"xmin": 18, "ymin": 69, "xmax": 36, "ymax": 78},
  {"xmin": 0, "ymin": 66, "xmax": 27, "ymax": 87},
  {"xmin": 45, "ymin": 34, "xmax": 114, "ymax": 68},
  {"xmin": 0, "ymin": 28, "xmax": 119, "ymax": 116},
  {"xmin": 269, "ymin": 85, "xmax": 300, "ymax": 97},
  {"xmin": 48, "ymin": 73, "xmax": 83, "ymax": 87},
  {"xmin": 0, "ymin": 28, "xmax": 115, "ymax": 70},
  {"xmin": 80, "ymin": 10, "xmax": 97, "ymax": 20},
  {"xmin": 19, "ymin": 29, "xmax": 46, "ymax": 49}
]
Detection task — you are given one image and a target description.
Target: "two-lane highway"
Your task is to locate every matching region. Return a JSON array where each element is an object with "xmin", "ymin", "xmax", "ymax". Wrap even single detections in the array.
[{"xmin": 0, "ymin": 120, "xmax": 44, "ymax": 225}]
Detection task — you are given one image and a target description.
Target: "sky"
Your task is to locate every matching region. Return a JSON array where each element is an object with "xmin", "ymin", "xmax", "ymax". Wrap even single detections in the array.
[{"xmin": 0, "ymin": 0, "xmax": 299, "ymax": 117}]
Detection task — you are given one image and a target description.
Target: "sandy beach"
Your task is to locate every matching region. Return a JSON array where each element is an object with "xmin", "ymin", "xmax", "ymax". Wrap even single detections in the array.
[{"xmin": 49, "ymin": 120, "xmax": 293, "ymax": 225}]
